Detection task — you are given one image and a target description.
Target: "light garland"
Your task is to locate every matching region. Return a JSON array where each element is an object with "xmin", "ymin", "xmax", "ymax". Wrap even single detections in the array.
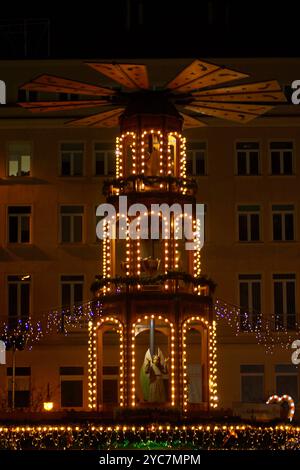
[
  {"xmin": 214, "ymin": 298, "xmax": 300, "ymax": 353},
  {"xmin": 88, "ymin": 317, "xmax": 125, "ymax": 410},
  {"xmin": 266, "ymin": 394, "xmax": 295, "ymax": 422},
  {"xmin": 1, "ymin": 424, "xmax": 300, "ymax": 450},
  {"xmin": 131, "ymin": 315, "xmax": 175, "ymax": 407},
  {"xmin": 117, "ymin": 132, "xmax": 136, "ymax": 178}
]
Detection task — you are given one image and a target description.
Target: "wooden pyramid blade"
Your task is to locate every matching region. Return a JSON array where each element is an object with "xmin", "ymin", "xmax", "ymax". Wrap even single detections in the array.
[
  {"xmin": 180, "ymin": 113, "xmax": 207, "ymax": 128},
  {"xmin": 166, "ymin": 59, "xmax": 219, "ymax": 90},
  {"xmin": 86, "ymin": 62, "xmax": 149, "ymax": 89},
  {"xmin": 20, "ymin": 74, "xmax": 115, "ymax": 96},
  {"xmin": 191, "ymin": 80, "xmax": 286, "ymax": 102},
  {"xmin": 185, "ymin": 102, "xmax": 273, "ymax": 123},
  {"xmin": 66, "ymin": 108, "xmax": 125, "ymax": 128},
  {"xmin": 166, "ymin": 59, "xmax": 248, "ymax": 93},
  {"xmin": 189, "ymin": 101, "xmax": 273, "ymax": 114},
  {"xmin": 19, "ymin": 100, "xmax": 109, "ymax": 113}
]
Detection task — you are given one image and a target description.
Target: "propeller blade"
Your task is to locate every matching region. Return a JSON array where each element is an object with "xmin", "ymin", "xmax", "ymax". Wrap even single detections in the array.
[
  {"xmin": 86, "ymin": 62, "xmax": 149, "ymax": 89},
  {"xmin": 166, "ymin": 59, "xmax": 248, "ymax": 93},
  {"xmin": 185, "ymin": 101, "xmax": 273, "ymax": 123},
  {"xmin": 19, "ymin": 100, "xmax": 109, "ymax": 113},
  {"xmin": 180, "ymin": 112, "xmax": 207, "ymax": 128},
  {"xmin": 66, "ymin": 108, "xmax": 125, "ymax": 128},
  {"xmin": 20, "ymin": 74, "xmax": 115, "ymax": 96},
  {"xmin": 191, "ymin": 80, "xmax": 286, "ymax": 102}
]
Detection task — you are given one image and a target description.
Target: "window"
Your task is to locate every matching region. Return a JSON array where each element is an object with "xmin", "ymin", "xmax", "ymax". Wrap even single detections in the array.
[
  {"xmin": 239, "ymin": 274, "xmax": 261, "ymax": 330},
  {"xmin": 60, "ymin": 206, "xmax": 83, "ymax": 243},
  {"xmin": 240, "ymin": 364, "xmax": 264, "ymax": 402},
  {"xmin": 8, "ymin": 142, "xmax": 31, "ymax": 177},
  {"xmin": 94, "ymin": 143, "xmax": 115, "ymax": 176},
  {"xmin": 186, "ymin": 142, "xmax": 207, "ymax": 176},
  {"xmin": 238, "ymin": 205, "xmax": 260, "ymax": 241},
  {"xmin": 270, "ymin": 142, "xmax": 293, "ymax": 175},
  {"xmin": 8, "ymin": 206, "xmax": 31, "ymax": 243},
  {"xmin": 18, "ymin": 89, "xmax": 37, "ymax": 102},
  {"xmin": 60, "ymin": 367, "xmax": 84, "ymax": 408},
  {"xmin": 236, "ymin": 142, "xmax": 259, "ymax": 175},
  {"xmin": 272, "ymin": 205, "xmax": 295, "ymax": 241},
  {"xmin": 7, "ymin": 367, "xmax": 31, "ymax": 408},
  {"xmin": 59, "ymin": 93, "xmax": 78, "ymax": 101},
  {"xmin": 61, "ymin": 275, "xmax": 84, "ymax": 310},
  {"xmin": 273, "ymin": 274, "xmax": 296, "ymax": 330},
  {"xmin": 275, "ymin": 364, "xmax": 298, "ymax": 402},
  {"xmin": 60, "ymin": 143, "xmax": 84, "ymax": 176},
  {"xmin": 8, "ymin": 275, "xmax": 31, "ymax": 328}
]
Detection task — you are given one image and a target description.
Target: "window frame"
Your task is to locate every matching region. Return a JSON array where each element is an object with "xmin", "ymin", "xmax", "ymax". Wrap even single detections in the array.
[
  {"xmin": 7, "ymin": 274, "xmax": 32, "ymax": 324},
  {"xmin": 60, "ymin": 274, "xmax": 85, "ymax": 311},
  {"xmin": 271, "ymin": 204, "xmax": 295, "ymax": 242},
  {"xmin": 186, "ymin": 141, "xmax": 208, "ymax": 176},
  {"xmin": 59, "ymin": 141, "xmax": 85, "ymax": 177},
  {"xmin": 268, "ymin": 140, "xmax": 295, "ymax": 176},
  {"xmin": 93, "ymin": 141, "xmax": 116, "ymax": 177},
  {"xmin": 7, "ymin": 205, "xmax": 32, "ymax": 244},
  {"xmin": 238, "ymin": 274, "xmax": 262, "ymax": 330},
  {"xmin": 274, "ymin": 364, "xmax": 299, "ymax": 402},
  {"xmin": 272, "ymin": 273, "xmax": 297, "ymax": 330},
  {"xmin": 7, "ymin": 141, "xmax": 33, "ymax": 178},
  {"xmin": 235, "ymin": 140, "xmax": 260, "ymax": 176},
  {"xmin": 237, "ymin": 204, "xmax": 261, "ymax": 242},
  {"xmin": 240, "ymin": 364, "xmax": 265, "ymax": 403},
  {"xmin": 59, "ymin": 205, "xmax": 84, "ymax": 244}
]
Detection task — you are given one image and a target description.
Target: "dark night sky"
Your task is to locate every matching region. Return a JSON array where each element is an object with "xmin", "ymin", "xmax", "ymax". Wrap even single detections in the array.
[{"xmin": 0, "ymin": 1, "xmax": 299, "ymax": 59}]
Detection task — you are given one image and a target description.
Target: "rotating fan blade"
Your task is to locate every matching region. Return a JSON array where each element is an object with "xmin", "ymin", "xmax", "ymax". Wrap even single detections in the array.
[
  {"xmin": 19, "ymin": 100, "xmax": 109, "ymax": 113},
  {"xmin": 191, "ymin": 80, "xmax": 286, "ymax": 102},
  {"xmin": 66, "ymin": 108, "xmax": 125, "ymax": 128},
  {"xmin": 86, "ymin": 62, "xmax": 149, "ymax": 89},
  {"xmin": 180, "ymin": 113, "xmax": 207, "ymax": 128},
  {"xmin": 185, "ymin": 102, "xmax": 273, "ymax": 123},
  {"xmin": 166, "ymin": 59, "xmax": 248, "ymax": 93},
  {"xmin": 20, "ymin": 74, "xmax": 115, "ymax": 96}
]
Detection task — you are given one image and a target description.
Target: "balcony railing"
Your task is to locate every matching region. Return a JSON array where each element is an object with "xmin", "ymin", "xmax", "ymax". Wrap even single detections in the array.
[
  {"xmin": 91, "ymin": 272, "xmax": 216, "ymax": 298},
  {"xmin": 103, "ymin": 175, "xmax": 197, "ymax": 197}
]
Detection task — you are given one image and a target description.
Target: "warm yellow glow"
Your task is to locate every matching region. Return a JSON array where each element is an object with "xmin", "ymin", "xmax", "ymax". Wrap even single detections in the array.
[
  {"xmin": 131, "ymin": 315, "xmax": 176, "ymax": 407},
  {"xmin": 88, "ymin": 318, "xmax": 125, "ymax": 409},
  {"xmin": 43, "ymin": 402, "xmax": 54, "ymax": 412},
  {"xmin": 182, "ymin": 317, "xmax": 217, "ymax": 413}
]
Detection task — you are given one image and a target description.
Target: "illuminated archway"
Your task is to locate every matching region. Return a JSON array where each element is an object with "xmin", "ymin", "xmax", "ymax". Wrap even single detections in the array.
[
  {"xmin": 131, "ymin": 315, "xmax": 175, "ymax": 407},
  {"xmin": 88, "ymin": 317, "xmax": 125, "ymax": 410},
  {"xmin": 182, "ymin": 317, "xmax": 217, "ymax": 412}
]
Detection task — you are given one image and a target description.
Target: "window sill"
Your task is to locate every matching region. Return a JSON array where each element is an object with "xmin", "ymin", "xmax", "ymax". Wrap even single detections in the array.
[
  {"xmin": 58, "ymin": 176, "xmax": 85, "ymax": 180},
  {"xmin": 234, "ymin": 174, "xmax": 262, "ymax": 178},
  {"xmin": 236, "ymin": 241, "xmax": 264, "ymax": 245},
  {"xmin": 271, "ymin": 240, "xmax": 297, "ymax": 243},
  {"xmin": 6, "ymin": 242, "xmax": 33, "ymax": 246},
  {"xmin": 268, "ymin": 174, "xmax": 296, "ymax": 177}
]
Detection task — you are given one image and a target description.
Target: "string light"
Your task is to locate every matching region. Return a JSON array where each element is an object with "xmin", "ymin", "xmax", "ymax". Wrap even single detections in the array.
[
  {"xmin": 88, "ymin": 317, "xmax": 125, "ymax": 410},
  {"xmin": 182, "ymin": 317, "xmax": 217, "ymax": 413},
  {"xmin": 0, "ymin": 424, "xmax": 299, "ymax": 450},
  {"xmin": 131, "ymin": 316, "xmax": 175, "ymax": 407},
  {"xmin": 266, "ymin": 394, "xmax": 295, "ymax": 422}
]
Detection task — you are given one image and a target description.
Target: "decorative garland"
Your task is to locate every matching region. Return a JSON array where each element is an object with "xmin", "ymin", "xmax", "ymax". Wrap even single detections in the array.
[
  {"xmin": 0, "ymin": 424, "xmax": 300, "ymax": 450},
  {"xmin": 103, "ymin": 174, "xmax": 197, "ymax": 196},
  {"xmin": 214, "ymin": 298, "xmax": 300, "ymax": 353},
  {"xmin": 90, "ymin": 271, "xmax": 217, "ymax": 294},
  {"xmin": 266, "ymin": 395, "xmax": 295, "ymax": 422}
]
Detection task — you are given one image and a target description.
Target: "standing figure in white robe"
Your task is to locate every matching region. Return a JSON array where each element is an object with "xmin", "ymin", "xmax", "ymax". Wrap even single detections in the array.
[{"xmin": 140, "ymin": 348, "xmax": 168, "ymax": 403}]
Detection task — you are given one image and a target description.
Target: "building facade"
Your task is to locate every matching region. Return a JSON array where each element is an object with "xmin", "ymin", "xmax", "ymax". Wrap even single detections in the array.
[{"xmin": 0, "ymin": 58, "xmax": 299, "ymax": 417}]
